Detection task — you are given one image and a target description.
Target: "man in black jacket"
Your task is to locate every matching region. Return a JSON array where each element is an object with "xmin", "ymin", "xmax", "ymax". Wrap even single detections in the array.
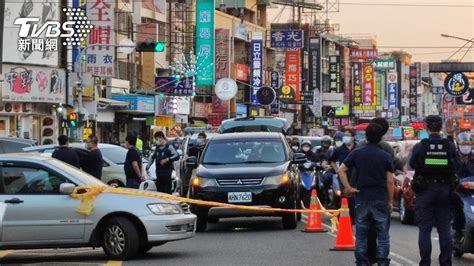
[
  {"xmin": 81, "ymin": 135, "xmax": 103, "ymax": 179},
  {"xmin": 52, "ymin": 135, "xmax": 80, "ymax": 168}
]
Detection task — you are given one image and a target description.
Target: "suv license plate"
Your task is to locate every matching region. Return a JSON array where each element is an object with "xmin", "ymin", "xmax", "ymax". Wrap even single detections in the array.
[{"xmin": 228, "ymin": 192, "xmax": 252, "ymax": 203}]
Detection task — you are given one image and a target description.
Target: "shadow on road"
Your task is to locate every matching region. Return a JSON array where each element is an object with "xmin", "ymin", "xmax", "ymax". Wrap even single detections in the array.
[{"xmin": 202, "ymin": 217, "xmax": 297, "ymax": 233}]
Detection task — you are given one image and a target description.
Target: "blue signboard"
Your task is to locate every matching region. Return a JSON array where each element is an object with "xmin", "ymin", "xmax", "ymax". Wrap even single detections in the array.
[
  {"xmin": 250, "ymin": 33, "xmax": 263, "ymax": 105},
  {"xmin": 387, "ymin": 72, "xmax": 398, "ymax": 109},
  {"xmin": 155, "ymin": 76, "xmax": 193, "ymax": 96},
  {"xmin": 112, "ymin": 95, "xmax": 155, "ymax": 113},
  {"xmin": 236, "ymin": 103, "xmax": 248, "ymax": 117},
  {"xmin": 270, "ymin": 30, "xmax": 304, "ymax": 48}
]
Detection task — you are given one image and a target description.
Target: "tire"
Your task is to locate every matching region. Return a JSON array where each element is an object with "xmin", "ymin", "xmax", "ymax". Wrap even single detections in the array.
[
  {"xmin": 138, "ymin": 244, "xmax": 153, "ymax": 255},
  {"xmin": 196, "ymin": 213, "xmax": 208, "ymax": 232},
  {"xmin": 400, "ymin": 197, "xmax": 414, "ymax": 225},
  {"xmin": 102, "ymin": 217, "xmax": 140, "ymax": 260},
  {"xmin": 453, "ymin": 247, "xmax": 464, "ymax": 258},
  {"xmin": 208, "ymin": 217, "xmax": 219, "ymax": 223},
  {"xmin": 282, "ymin": 197, "xmax": 297, "ymax": 230}
]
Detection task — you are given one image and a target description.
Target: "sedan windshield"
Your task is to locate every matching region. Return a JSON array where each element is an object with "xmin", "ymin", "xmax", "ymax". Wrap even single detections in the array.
[{"xmin": 202, "ymin": 139, "xmax": 286, "ymax": 164}]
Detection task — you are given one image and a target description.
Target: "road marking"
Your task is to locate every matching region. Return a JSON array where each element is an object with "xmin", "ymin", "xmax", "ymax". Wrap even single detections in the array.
[
  {"xmin": 106, "ymin": 261, "xmax": 122, "ymax": 266},
  {"xmin": 301, "ymin": 214, "xmax": 418, "ymax": 266},
  {"xmin": 0, "ymin": 250, "xmax": 13, "ymax": 259}
]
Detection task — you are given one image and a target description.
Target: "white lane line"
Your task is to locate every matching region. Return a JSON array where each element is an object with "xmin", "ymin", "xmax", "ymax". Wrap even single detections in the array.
[{"xmin": 301, "ymin": 214, "xmax": 418, "ymax": 266}]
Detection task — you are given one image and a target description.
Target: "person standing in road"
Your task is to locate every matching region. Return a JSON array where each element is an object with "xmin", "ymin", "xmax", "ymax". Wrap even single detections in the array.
[
  {"xmin": 80, "ymin": 135, "xmax": 103, "ymax": 179},
  {"xmin": 146, "ymin": 131, "xmax": 179, "ymax": 194},
  {"xmin": 338, "ymin": 123, "xmax": 395, "ymax": 266},
  {"xmin": 409, "ymin": 115, "xmax": 460, "ymax": 266},
  {"xmin": 189, "ymin": 132, "xmax": 207, "ymax": 160},
  {"xmin": 124, "ymin": 134, "xmax": 144, "ymax": 189},
  {"xmin": 52, "ymin": 135, "xmax": 80, "ymax": 168}
]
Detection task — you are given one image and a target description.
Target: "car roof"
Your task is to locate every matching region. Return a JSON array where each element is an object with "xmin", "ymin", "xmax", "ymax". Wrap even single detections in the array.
[
  {"xmin": 23, "ymin": 143, "xmax": 123, "ymax": 152},
  {"xmin": 0, "ymin": 137, "xmax": 36, "ymax": 145},
  {"xmin": 210, "ymin": 132, "xmax": 283, "ymax": 141},
  {"xmin": 218, "ymin": 116, "xmax": 289, "ymax": 134},
  {"xmin": 0, "ymin": 153, "xmax": 52, "ymax": 162}
]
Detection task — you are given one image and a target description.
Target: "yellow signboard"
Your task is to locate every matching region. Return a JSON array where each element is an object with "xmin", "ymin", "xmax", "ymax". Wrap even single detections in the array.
[
  {"xmin": 335, "ymin": 104, "xmax": 349, "ymax": 116},
  {"xmin": 353, "ymin": 105, "xmax": 376, "ymax": 111},
  {"xmin": 83, "ymin": 127, "xmax": 93, "ymax": 140},
  {"xmin": 155, "ymin": 116, "xmax": 174, "ymax": 127}
]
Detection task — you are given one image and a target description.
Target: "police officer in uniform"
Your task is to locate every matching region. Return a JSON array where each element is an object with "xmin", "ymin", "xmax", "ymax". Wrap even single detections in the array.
[{"xmin": 409, "ymin": 115, "xmax": 460, "ymax": 266}]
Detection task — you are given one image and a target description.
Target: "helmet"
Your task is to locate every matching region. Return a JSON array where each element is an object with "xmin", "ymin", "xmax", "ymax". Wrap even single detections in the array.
[
  {"xmin": 333, "ymin": 131, "xmax": 344, "ymax": 140},
  {"xmin": 321, "ymin": 135, "xmax": 332, "ymax": 144},
  {"xmin": 139, "ymin": 180, "xmax": 157, "ymax": 191},
  {"xmin": 301, "ymin": 139, "xmax": 312, "ymax": 147}
]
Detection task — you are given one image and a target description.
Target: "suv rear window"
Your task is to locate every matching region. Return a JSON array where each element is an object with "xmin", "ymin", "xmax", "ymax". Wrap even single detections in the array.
[{"xmin": 219, "ymin": 118, "xmax": 289, "ymax": 134}]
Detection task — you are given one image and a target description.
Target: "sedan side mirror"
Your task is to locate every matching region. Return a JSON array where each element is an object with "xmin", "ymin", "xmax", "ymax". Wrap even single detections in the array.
[
  {"xmin": 59, "ymin": 183, "xmax": 76, "ymax": 195},
  {"xmin": 186, "ymin": 156, "xmax": 197, "ymax": 167},
  {"xmin": 293, "ymin": 153, "xmax": 307, "ymax": 164}
]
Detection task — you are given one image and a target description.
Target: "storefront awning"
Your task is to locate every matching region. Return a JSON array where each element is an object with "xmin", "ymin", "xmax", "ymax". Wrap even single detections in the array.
[{"xmin": 98, "ymin": 98, "xmax": 129, "ymax": 108}]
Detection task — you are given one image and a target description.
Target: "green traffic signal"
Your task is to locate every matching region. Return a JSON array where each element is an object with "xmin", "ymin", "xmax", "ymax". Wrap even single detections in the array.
[
  {"xmin": 136, "ymin": 41, "xmax": 165, "ymax": 52},
  {"xmin": 154, "ymin": 42, "xmax": 165, "ymax": 52}
]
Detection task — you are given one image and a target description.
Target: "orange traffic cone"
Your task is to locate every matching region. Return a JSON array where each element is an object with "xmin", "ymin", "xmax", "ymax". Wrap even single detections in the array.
[
  {"xmin": 330, "ymin": 198, "xmax": 355, "ymax": 251},
  {"xmin": 302, "ymin": 189, "xmax": 327, "ymax": 233}
]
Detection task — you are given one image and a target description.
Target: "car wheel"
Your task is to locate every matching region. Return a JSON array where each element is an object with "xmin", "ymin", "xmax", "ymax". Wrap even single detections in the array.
[
  {"xmin": 102, "ymin": 217, "xmax": 140, "ymax": 260},
  {"xmin": 282, "ymin": 198, "xmax": 297, "ymax": 230},
  {"xmin": 138, "ymin": 244, "xmax": 153, "ymax": 255},
  {"xmin": 453, "ymin": 247, "xmax": 464, "ymax": 258},
  {"xmin": 108, "ymin": 180, "xmax": 125, "ymax": 188},
  {"xmin": 400, "ymin": 196, "xmax": 414, "ymax": 224},
  {"xmin": 208, "ymin": 217, "xmax": 219, "ymax": 223}
]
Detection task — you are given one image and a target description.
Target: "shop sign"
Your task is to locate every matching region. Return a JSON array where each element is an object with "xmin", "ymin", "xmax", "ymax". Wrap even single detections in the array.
[
  {"xmin": 298, "ymin": 91, "xmax": 314, "ymax": 105},
  {"xmin": 375, "ymin": 73, "xmax": 383, "ymax": 106},
  {"xmin": 373, "ymin": 59, "xmax": 396, "ymax": 70},
  {"xmin": 155, "ymin": 116, "xmax": 174, "ymax": 127},
  {"xmin": 350, "ymin": 49, "xmax": 378, "ymax": 61},
  {"xmin": 195, "ymin": 0, "xmax": 215, "ymax": 86},
  {"xmin": 234, "ymin": 22, "xmax": 248, "ymax": 41},
  {"xmin": 331, "ymin": 117, "xmax": 350, "ymax": 127},
  {"xmin": 215, "ymin": 29, "xmax": 230, "ymax": 79},
  {"xmin": 256, "ymin": 86, "xmax": 276, "ymax": 106},
  {"xmin": 87, "ymin": 0, "xmax": 115, "ymax": 77},
  {"xmin": 456, "ymin": 89, "xmax": 473, "ymax": 105},
  {"xmin": 250, "ymin": 32, "xmax": 263, "ymax": 105},
  {"xmin": 328, "ymin": 55, "xmax": 341, "ymax": 93},
  {"xmin": 278, "ymin": 85, "xmax": 296, "ymax": 103},
  {"xmin": 212, "ymin": 96, "xmax": 228, "ymax": 113},
  {"xmin": 111, "ymin": 95, "xmax": 154, "ymax": 113},
  {"xmin": 352, "ymin": 63, "xmax": 363, "ymax": 106},
  {"xmin": 193, "ymin": 102, "xmax": 209, "ymax": 118},
  {"xmin": 409, "ymin": 66, "xmax": 418, "ymax": 120},
  {"xmin": 285, "ymin": 48, "xmax": 301, "ymax": 100},
  {"xmin": 270, "ymin": 30, "xmax": 304, "ymax": 48},
  {"xmin": 155, "ymin": 76, "xmax": 193, "ymax": 96},
  {"xmin": 235, "ymin": 64, "xmax": 249, "ymax": 81},
  {"xmin": 2, "ymin": 65, "xmax": 65, "ymax": 103},
  {"xmin": 208, "ymin": 114, "xmax": 226, "ymax": 127},
  {"xmin": 362, "ymin": 64, "xmax": 375, "ymax": 105},
  {"xmin": 335, "ymin": 104, "xmax": 349, "ymax": 116},
  {"xmin": 444, "ymin": 72, "xmax": 470, "ymax": 96},
  {"xmin": 0, "ymin": 103, "xmax": 32, "ymax": 114},
  {"xmin": 308, "ymin": 37, "xmax": 322, "ymax": 117}
]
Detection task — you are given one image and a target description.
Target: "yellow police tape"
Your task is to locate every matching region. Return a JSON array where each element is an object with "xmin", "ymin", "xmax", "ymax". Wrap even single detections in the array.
[{"xmin": 70, "ymin": 186, "xmax": 343, "ymax": 232}]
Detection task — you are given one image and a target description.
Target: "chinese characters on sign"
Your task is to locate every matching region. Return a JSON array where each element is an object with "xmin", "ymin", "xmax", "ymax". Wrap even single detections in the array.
[
  {"xmin": 270, "ymin": 71, "xmax": 280, "ymax": 114},
  {"xmin": 350, "ymin": 49, "xmax": 378, "ymax": 61},
  {"xmin": 308, "ymin": 37, "xmax": 322, "ymax": 117},
  {"xmin": 270, "ymin": 30, "xmax": 304, "ymax": 48},
  {"xmin": 195, "ymin": 0, "xmax": 215, "ymax": 86},
  {"xmin": 387, "ymin": 72, "xmax": 398, "ymax": 109},
  {"xmin": 250, "ymin": 32, "xmax": 264, "ymax": 105},
  {"xmin": 409, "ymin": 66, "xmax": 418, "ymax": 120},
  {"xmin": 285, "ymin": 48, "xmax": 301, "ymax": 101},
  {"xmin": 329, "ymin": 55, "xmax": 341, "ymax": 93},
  {"xmin": 375, "ymin": 73, "xmax": 383, "ymax": 106},
  {"xmin": 215, "ymin": 29, "xmax": 230, "ymax": 79},
  {"xmin": 87, "ymin": 0, "xmax": 115, "ymax": 77},
  {"xmin": 374, "ymin": 59, "xmax": 396, "ymax": 71},
  {"xmin": 352, "ymin": 63, "xmax": 362, "ymax": 106},
  {"xmin": 362, "ymin": 64, "xmax": 375, "ymax": 105},
  {"xmin": 155, "ymin": 77, "xmax": 194, "ymax": 96}
]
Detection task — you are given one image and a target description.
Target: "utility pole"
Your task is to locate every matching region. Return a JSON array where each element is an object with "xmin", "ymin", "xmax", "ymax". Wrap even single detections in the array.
[{"xmin": 0, "ymin": 0, "xmax": 4, "ymax": 75}]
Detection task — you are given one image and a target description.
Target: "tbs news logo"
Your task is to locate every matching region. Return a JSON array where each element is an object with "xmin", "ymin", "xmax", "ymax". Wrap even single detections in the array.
[{"xmin": 14, "ymin": 8, "xmax": 93, "ymax": 52}]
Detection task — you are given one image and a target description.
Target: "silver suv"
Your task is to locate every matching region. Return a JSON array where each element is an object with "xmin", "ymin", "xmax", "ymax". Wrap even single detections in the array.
[{"xmin": 0, "ymin": 154, "xmax": 196, "ymax": 260}]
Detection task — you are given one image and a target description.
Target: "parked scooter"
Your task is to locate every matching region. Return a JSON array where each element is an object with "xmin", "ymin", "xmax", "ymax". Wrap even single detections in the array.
[
  {"xmin": 300, "ymin": 160, "xmax": 316, "ymax": 209},
  {"xmin": 453, "ymin": 176, "xmax": 474, "ymax": 258}
]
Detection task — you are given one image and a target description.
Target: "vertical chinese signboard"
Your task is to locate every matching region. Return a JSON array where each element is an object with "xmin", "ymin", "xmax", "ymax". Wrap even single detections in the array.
[
  {"xmin": 250, "ymin": 32, "xmax": 263, "ymax": 105},
  {"xmin": 270, "ymin": 71, "xmax": 280, "ymax": 115},
  {"xmin": 352, "ymin": 63, "xmax": 362, "ymax": 107},
  {"xmin": 362, "ymin": 64, "xmax": 375, "ymax": 105},
  {"xmin": 375, "ymin": 73, "xmax": 383, "ymax": 106},
  {"xmin": 215, "ymin": 29, "xmax": 230, "ymax": 79},
  {"xmin": 329, "ymin": 55, "xmax": 341, "ymax": 93},
  {"xmin": 195, "ymin": 0, "xmax": 214, "ymax": 86},
  {"xmin": 308, "ymin": 37, "xmax": 322, "ymax": 117},
  {"xmin": 285, "ymin": 48, "xmax": 301, "ymax": 101},
  {"xmin": 87, "ymin": 0, "xmax": 115, "ymax": 77},
  {"xmin": 409, "ymin": 66, "xmax": 418, "ymax": 120},
  {"xmin": 387, "ymin": 72, "xmax": 398, "ymax": 109}
]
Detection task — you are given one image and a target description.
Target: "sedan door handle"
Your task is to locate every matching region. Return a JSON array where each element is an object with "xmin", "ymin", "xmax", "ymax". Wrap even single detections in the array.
[{"xmin": 4, "ymin": 198, "xmax": 24, "ymax": 204}]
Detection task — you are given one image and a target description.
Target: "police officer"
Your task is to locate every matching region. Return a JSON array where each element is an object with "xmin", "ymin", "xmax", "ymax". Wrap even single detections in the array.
[{"xmin": 409, "ymin": 115, "xmax": 460, "ymax": 266}]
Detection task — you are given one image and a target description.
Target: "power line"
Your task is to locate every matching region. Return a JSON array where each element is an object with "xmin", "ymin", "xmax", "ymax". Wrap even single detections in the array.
[
  {"xmin": 377, "ymin": 46, "xmax": 473, "ymax": 49},
  {"xmin": 339, "ymin": 2, "xmax": 474, "ymax": 8}
]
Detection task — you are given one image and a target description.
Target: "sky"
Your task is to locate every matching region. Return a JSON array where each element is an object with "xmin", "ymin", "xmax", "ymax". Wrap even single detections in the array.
[{"xmin": 268, "ymin": 0, "xmax": 474, "ymax": 63}]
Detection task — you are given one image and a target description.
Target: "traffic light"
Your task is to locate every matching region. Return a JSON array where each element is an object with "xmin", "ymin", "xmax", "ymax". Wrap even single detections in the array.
[
  {"xmin": 67, "ymin": 113, "xmax": 79, "ymax": 128},
  {"xmin": 136, "ymin": 41, "xmax": 165, "ymax": 52}
]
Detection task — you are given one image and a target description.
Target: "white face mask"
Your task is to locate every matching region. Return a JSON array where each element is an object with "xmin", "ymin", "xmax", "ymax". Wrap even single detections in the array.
[
  {"xmin": 459, "ymin": 145, "xmax": 472, "ymax": 155},
  {"xmin": 343, "ymin": 136, "xmax": 353, "ymax": 145},
  {"xmin": 302, "ymin": 146, "xmax": 310, "ymax": 152},
  {"xmin": 335, "ymin": 141, "xmax": 343, "ymax": 147},
  {"xmin": 292, "ymin": 146, "xmax": 299, "ymax": 151}
]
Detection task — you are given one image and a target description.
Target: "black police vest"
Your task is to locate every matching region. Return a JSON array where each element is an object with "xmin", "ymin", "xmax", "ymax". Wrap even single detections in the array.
[{"xmin": 415, "ymin": 138, "xmax": 455, "ymax": 179}]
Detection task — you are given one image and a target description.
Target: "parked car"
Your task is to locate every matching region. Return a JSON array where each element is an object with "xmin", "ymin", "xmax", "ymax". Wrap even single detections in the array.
[
  {"xmin": 0, "ymin": 154, "xmax": 196, "ymax": 260},
  {"xmin": 218, "ymin": 116, "xmax": 290, "ymax": 134},
  {"xmin": 23, "ymin": 143, "xmax": 157, "ymax": 187},
  {"xmin": 186, "ymin": 132, "xmax": 304, "ymax": 232},
  {"xmin": 0, "ymin": 137, "xmax": 36, "ymax": 154}
]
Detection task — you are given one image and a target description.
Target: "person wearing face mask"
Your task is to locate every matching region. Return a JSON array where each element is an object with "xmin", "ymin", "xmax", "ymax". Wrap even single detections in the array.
[
  {"xmin": 189, "ymin": 132, "xmax": 207, "ymax": 160},
  {"xmin": 300, "ymin": 140, "xmax": 318, "ymax": 161},
  {"xmin": 452, "ymin": 132, "xmax": 474, "ymax": 244},
  {"xmin": 80, "ymin": 135, "xmax": 103, "ymax": 179},
  {"xmin": 333, "ymin": 131, "xmax": 345, "ymax": 148},
  {"xmin": 146, "ymin": 131, "xmax": 179, "ymax": 194},
  {"xmin": 291, "ymin": 140, "xmax": 300, "ymax": 153}
]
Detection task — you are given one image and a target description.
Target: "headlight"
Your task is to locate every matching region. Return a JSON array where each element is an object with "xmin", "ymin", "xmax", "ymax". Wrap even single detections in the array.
[
  {"xmin": 263, "ymin": 174, "xmax": 290, "ymax": 185},
  {"xmin": 147, "ymin": 203, "xmax": 182, "ymax": 215},
  {"xmin": 191, "ymin": 176, "xmax": 217, "ymax": 188}
]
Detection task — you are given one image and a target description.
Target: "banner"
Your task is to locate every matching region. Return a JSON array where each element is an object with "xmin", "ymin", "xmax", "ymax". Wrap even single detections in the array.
[
  {"xmin": 329, "ymin": 55, "xmax": 341, "ymax": 93},
  {"xmin": 285, "ymin": 48, "xmax": 301, "ymax": 101},
  {"xmin": 250, "ymin": 32, "xmax": 263, "ymax": 105},
  {"xmin": 87, "ymin": 0, "xmax": 115, "ymax": 77},
  {"xmin": 270, "ymin": 71, "xmax": 280, "ymax": 114},
  {"xmin": 308, "ymin": 37, "xmax": 322, "ymax": 117},
  {"xmin": 215, "ymin": 29, "xmax": 230, "ymax": 79},
  {"xmin": 362, "ymin": 64, "xmax": 375, "ymax": 105},
  {"xmin": 352, "ymin": 63, "xmax": 363, "ymax": 107},
  {"xmin": 387, "ymin": 72, "xmax": 398, "ymax": 109},
  {"xmin": 235, "ymin": 64, "xmax": 248, "ymax": 81},
  {"xmin": 374, "ymin": 59, "xmax": 396, "ymax": 71},
  {"xmin": 195, "ymin": 0, "xmax": 215, "ymax": 86},
  {"xmin": 409, "ymin": 66, "xmax": 418, "ymax": 120},
  {"xmin": 350, "ymin": 49, "xmax": 378, "ymax": 61},
  {"xmin": 375, "ymin": 73, "xmax": 383, "ymax": 106},
  {"xmin": 270, "ymin": 30, "xmax": 304, "ymax": 48}
]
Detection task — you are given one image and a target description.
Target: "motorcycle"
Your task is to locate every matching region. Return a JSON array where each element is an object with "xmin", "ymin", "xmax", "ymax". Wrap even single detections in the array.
[
  {"xmin": 300, "ymin": 160, "xmax": 323, "ymax": 209},
  {"xmin": 326, "ymin": 172, "xmax": 342, "ymax": 209},
  {"xmin": 453, "ymin": 175, "xmax": 474, "ymax": 258}
]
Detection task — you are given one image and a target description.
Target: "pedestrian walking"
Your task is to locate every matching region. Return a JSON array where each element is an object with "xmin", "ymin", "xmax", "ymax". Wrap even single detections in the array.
[
  {"xmin": 146, "ymin": 131, "xmax": 179, "ymax": 194},
  {"xmin": 52, "ymin": 135, "xmax": 80, "ymax": 168},
  {"xmin": 80, "ymin": 135, "xmax": 103, "ymax": 179},
  {"xmin": 409, "ymin": 115, "xmax": 460, "ymax": 266},
  {"xmin": 338, "ymin": 123, "xmax": 394, "ymax": 266},
  {"xmin": 124, "ymin": 134, "xmax": 144, "ymax": 189}
]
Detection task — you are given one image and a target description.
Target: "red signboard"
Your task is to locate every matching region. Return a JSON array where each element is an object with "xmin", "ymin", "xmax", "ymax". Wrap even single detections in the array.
[
  {"xmin": 362, "ymin": 64, "xmax": 375, "ymax": 105},
  {"xmin": 351, "ymin": 49, "xmax": 378, "ymax": 61},
  {"xmin": 212, "ymin": 96, "xmax": 228, "ymax": 113},
  {"xmin": 285, "ymin": 48, "xmax": 301, "ymax": 100},
  {"xmin": 215, "ymin": 29, "xmax": 230, "ymax": 79},
  {"xmin": 208, "ymin": 114, "xmax": 226, "ymax": 127},
  {"xmin": 235, "ymin": 64, "xmax": 249, "ymax": 81}
]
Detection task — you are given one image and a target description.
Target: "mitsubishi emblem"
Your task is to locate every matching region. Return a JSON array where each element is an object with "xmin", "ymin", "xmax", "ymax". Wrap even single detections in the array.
[{"xmin": 237, "ymin": 179, "xmax": 243, "ymax": 185}]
